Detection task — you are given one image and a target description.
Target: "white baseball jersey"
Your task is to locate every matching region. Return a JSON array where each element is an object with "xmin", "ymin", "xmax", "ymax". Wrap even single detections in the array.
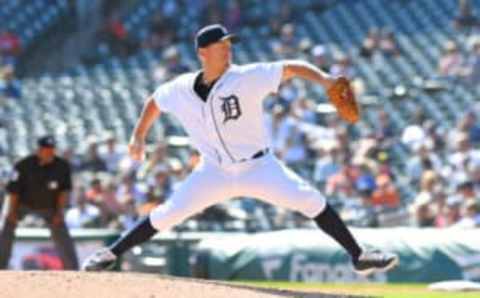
[
  {"xmin": 153, "ymin": 62, "xmax": 283, "ymax": 166},
  {"xmin": 149, "ymin": 62, "xmax": 326, "ymax": 231}
]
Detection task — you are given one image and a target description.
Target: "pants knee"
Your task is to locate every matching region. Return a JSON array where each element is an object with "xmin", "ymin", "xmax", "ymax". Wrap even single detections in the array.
[{"xmin": 297, "ymin": 195, "xmax": 327, "ymax": 218}]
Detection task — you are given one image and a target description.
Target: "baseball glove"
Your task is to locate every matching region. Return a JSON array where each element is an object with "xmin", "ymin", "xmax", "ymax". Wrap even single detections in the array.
[{"xmin": 326, "ymin": 77, "xmax": 360, "ymax": 124}]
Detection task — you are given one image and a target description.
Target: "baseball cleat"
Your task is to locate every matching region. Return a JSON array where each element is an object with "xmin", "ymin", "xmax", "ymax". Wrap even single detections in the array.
[
  {"xmin": 353, "ymin": 250, "xmax": 399, "ymax": 276},
  {"xmin": 81, "ymin": 248, "xmax": 117, "ymax": 271}
]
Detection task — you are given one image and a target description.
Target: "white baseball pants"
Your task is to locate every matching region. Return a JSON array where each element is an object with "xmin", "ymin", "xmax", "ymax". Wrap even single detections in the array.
[{"xmin": 149, "ymin": 153, "xmax": 326, "ymax": 231}]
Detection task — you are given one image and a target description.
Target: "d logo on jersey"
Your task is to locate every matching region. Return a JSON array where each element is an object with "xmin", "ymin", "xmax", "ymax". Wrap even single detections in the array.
[{"xmin": 220, "ymin": 95, "xmax": 242, "ymax": 123}]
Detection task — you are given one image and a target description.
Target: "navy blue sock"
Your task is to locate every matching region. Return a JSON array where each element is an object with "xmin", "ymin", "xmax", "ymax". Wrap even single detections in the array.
[
  {"xmin": 313, "ymin": 204, "xmax": 362, "ymax": 261},
  {"xmin": 110, "ymin": 216, "xmax": 157, "ymax": 256}
]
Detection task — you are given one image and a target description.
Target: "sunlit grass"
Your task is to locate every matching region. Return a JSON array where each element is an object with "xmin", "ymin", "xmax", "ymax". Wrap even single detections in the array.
[{"xmin": 235, "ymin": 281, "xmax": 480, "ymax": 298}]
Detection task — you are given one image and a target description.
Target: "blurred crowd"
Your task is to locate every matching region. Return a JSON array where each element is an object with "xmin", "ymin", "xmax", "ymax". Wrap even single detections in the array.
[
  {"xmin": 437, "ymin": 36, "xmax": 480, "ymax": 85},
  {"xmin": 88, "ymin": 0, "xmax": 253, "ymax": 62},
  {"xmin": 0, "ymin": 28, "xmax": 22, "ymax": 103},
  {"xmin": 90, "ymin": 0, "xmax": 333, "ymax": 61},
  {"xmin": 0, "ymin": 27, "xmax": 22, "ymax": 152}
]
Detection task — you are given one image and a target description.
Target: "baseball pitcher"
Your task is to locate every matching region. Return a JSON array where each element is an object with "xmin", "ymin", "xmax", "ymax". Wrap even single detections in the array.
[{"xmin": 82, "ymin": 24, "xmax": 397, "ymax": 275}]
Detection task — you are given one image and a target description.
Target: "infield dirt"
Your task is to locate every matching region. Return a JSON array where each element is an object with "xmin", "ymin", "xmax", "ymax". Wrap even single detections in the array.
[{"xmin": 0, "ymin": 271, "xmax": 367, "ymax": 298}]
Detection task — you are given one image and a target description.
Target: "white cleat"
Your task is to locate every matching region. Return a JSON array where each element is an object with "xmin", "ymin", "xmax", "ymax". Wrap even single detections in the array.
[
  {"xmin": 353, "ymin": 250, "xmax": 399, "ymax": 276},
  {"xmin": 81, "ymin": 248, "xmax": 117, "ymax": 272}
]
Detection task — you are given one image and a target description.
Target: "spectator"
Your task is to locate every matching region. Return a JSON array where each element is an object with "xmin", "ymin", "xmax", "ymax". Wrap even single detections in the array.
[
  {"xmin": 401, "ymin": 110, "xmax": 427, "ymax": 151},
  {"xmin": 410, "ymin": 192, "xmax": 435, "ymax": 227},
  {"xmin": 373, "ymin": 110, "xmax": 396, "ymax": 141},
  {"xmin": 0, "ymin": 66, "xmax": 21, "ymax": 99},
  {"xmin": 375, "ymin": 150, "xmax": 394, "ymax": 179},
  {"xmin": 117, "ymin": 195, "xmax": 138, "ymax": 229},
  {"xmin": 355, "ymin": 163, "xmax": 377, "ymax": 191},
  {"xmin": 99, "ymin": 133, "xmax": 127, "ymax": 174},
  {"xmin": 115, "ymin": 171, "xmax": 147, "ymax": 208},
  {"xmin": 356, "ymin": 184, "xmax": 379, "ymax": 227},
  {"xmin": 80, "ymin": 137, "xmax": 108, "ymax": 173},
  {"xmin": 437, "ymin": 196, "xmax": 463, "ymax": 227},
  {"xmin": 459, "ymin": 38, "xmax": 480, "ymax": 85},
  {"xmin": 84, "ymin": 176, "xmax": 111, "ymax": 224},
  {"xmin": 101, "ymin": 179, "xmax": 128, "ymax": 227},
  {"xmin": 65, "ymin": 186, "xmax": 101, "ymax": 228},
  {"xmin": 273, "ymin": 23, "xmax": 299, "ymax": 58},
  {"xmin": 314, "ymin": 142, "xmax": 342, "ymax": 185},
  {"xmin": 144, "ymin": 12, "xmax": 175, "ymax": 51},
  {"xmin": 453, "ymin": 0, "xmax": 478, "ymax": 30},
  {"xmin": 283, "ymin": 128, "xmax": 309, "ymax": 168},
  {"xmin": 423, "ymin": 120, "xmax": 446, "ymax": 152},
  {"xmin": 149, "ymin": 164, "xmax": 172, "ymax": 200},
  {"xmin": 290, "ymin": 97, "xmax": 317, "ymax": 125},
  {"xmin": 267, "ymin": 18, "xmax": 283, "ymax": 37},
  {"xmin": 61, "ymin": 147, "xmax": 83, "ymax": 172},
  {"xmin": 0, "ymin": 29, "xmax": 21, "ymax": 65},
  {"xmin": 330, "ymin": 53, "xmax": 355, "ymax": 78},
  {"xmin": 456, "ymin": 179, "xmax": 477, "ymax": 203},
  {"xmin": 265, "ymin": 104, "xmax": 288, "ymax": 155},
  {"xmin": 447, "ymin": 132, "xmax": 480, "ymax": 173},
  {"xmin": 359, "ymin": 28, "xmax": 380, "ymax": 59},
  {"xmin": 99, "ymin": 13, "xmax": 138, "ymax": 57},
  {"xmin": 415, "ymin": 170, "xmax": 440, "ymax": 204},
  {"xmin": 271, "ymin": 105, "xmax": 309, "ymax": 166},
  {"xmin": 458, "ymin": 111, "xmax": 480, "ymax": 145},
  {"xmin": 163, "ymin": 46, "xmax": 190, "ymax": 78},
  {"xmin": 137, "ymin": 142, "xmax": 175, "ymax": 179},
  {"xmin": 453, "ymin": 200, "xmax": 480, "ymax": 228},
  {"xmin": 431, "ymin": 191, "xmax": 448, "ymax": 227},
  {"xmin": 406, "ymin": 142, "xmax": 442, "ymax": 186},
  {"xmin": 310, "ymin": 44, "xmax": 331, "ymax": 71},
  {"xmin": 325, "ymin": 163, "xmax": 357, "ymax": 198},
  {"xmin": 437, "ymin": 41, "xmax": 463, "ymax": 77},
  {"xmin": 379, "ymin": 29, "xmax": 400, "ymax": 57},
  {"xmin": 142, "ymin": 165, "xmax": 172, "ymax": 215},
  {"xmin": 356, "ymin": 140, "xmax": 374, "ymax": 164},
  {"xmin": 370, "ymin": 174, "xmax": 400, "ymax": 208}
]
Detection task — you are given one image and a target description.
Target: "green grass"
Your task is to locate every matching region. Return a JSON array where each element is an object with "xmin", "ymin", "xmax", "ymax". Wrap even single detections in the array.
[{"xmin": 236, "ymin": 281, "xmax": 480, "ymax": 298}]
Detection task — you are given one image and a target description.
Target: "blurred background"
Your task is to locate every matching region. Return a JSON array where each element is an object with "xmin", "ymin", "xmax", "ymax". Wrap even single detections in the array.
[{"xmin": 1, "ymin": 0, "xmax": 480, "ymax": 285}]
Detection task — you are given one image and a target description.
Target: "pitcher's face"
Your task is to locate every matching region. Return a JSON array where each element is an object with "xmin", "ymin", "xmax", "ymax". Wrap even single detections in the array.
[{"xmin": 198, "ymin": 39, "xmax": 232, "ymax": 66}]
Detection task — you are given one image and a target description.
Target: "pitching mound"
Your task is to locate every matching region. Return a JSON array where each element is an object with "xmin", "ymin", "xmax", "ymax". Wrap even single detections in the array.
[{"xmin": 0, "ymin": 271, "xmax": 366, "ymax": 298}]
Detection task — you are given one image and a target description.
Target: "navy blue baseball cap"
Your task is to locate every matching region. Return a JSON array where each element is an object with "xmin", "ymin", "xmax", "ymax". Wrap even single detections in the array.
[
  {"xmin": 195, "ymin": 24, "xmax": 238, "ymax": 49},
  {"xmin": 37, "ymin": 135, "xmax": 56, "ymax": 148}
]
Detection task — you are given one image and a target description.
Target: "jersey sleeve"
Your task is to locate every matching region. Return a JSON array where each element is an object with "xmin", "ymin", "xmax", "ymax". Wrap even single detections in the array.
[
  {"xmin": 152, "ymin": 80, "xmax": 178, "ymax": 114},
  {"xmin": 248, "ymin": 62, "xmax": 284, "ymax": 96}
]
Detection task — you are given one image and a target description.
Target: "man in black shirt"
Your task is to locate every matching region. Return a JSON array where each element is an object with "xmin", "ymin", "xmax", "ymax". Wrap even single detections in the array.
[{"xmin": 0, "ymin": 136, "xmax": 78, "ymax": 269}]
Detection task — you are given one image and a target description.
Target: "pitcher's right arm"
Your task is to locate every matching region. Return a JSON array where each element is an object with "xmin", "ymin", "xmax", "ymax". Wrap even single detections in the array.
[{"xmin": 129, "ymin": 97, "xmax": 162, "ymax": 161}]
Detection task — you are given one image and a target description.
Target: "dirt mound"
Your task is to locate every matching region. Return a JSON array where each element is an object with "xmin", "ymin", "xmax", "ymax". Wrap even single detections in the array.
[{"xmin": 0, "ymin": 271, "xmax": 365, "ymax": 298}]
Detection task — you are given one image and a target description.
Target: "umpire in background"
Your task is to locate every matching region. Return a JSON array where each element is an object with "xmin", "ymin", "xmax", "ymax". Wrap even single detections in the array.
[{"xmin": 0, "ymin": 136, "xmax": 78, "ymax": 269}]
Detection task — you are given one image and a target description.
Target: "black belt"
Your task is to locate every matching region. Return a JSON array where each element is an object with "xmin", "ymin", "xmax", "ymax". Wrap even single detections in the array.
[{"xmin": 251, "ymin": 148, "xmax": 269, "ymax": 159}]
